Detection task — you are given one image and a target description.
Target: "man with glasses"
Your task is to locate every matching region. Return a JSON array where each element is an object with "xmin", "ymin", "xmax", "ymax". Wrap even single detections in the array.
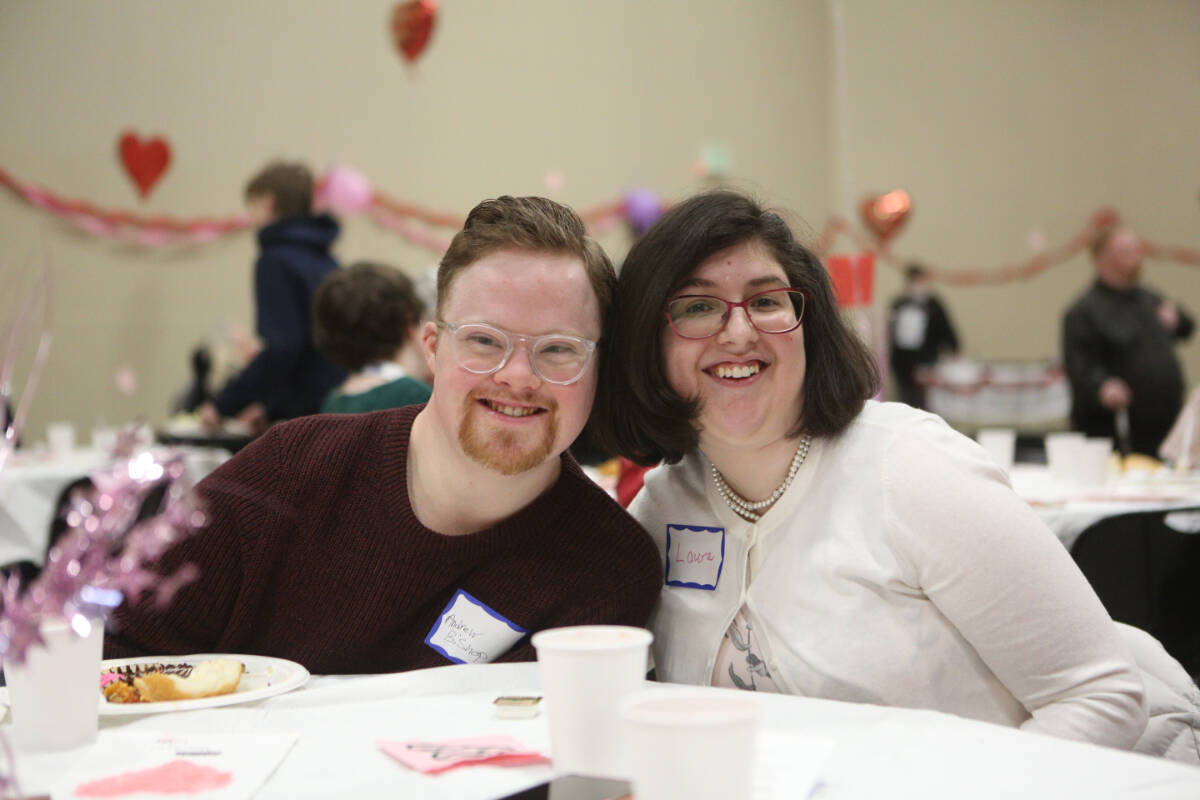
[{"xmin": 106, "ymin": 196, "xmax": 661, "ymax": 674}]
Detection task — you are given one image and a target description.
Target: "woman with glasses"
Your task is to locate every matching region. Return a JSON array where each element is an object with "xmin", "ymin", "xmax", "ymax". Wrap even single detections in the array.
[{"xmin": 593, "ymin": 190, "xmax": 1150, "ymax": 751}]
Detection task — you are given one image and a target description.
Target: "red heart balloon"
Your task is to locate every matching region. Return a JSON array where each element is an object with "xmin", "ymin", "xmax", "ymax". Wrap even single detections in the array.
[
  {"xmin": 858, "ymin": 189, "xmax": 912, "ymax": 242},
  {"xmin": 118, "ymin": 132, "xmax": 171, "ymax": 199},
  {"xmin": 391, "ymin": 0, "xmax": 438, "ymax": 64}
]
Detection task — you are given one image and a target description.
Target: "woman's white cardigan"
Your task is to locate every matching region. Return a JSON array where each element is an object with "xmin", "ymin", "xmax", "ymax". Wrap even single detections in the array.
[{"xmin": 631, "ymin": 401, "xmax": 1146, "ymax": 749}]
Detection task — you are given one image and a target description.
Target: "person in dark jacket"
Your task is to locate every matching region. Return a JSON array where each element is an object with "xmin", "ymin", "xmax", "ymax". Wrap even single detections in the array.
[
  {"xmin": 888, "ymin": 263, "xmax": 959, "ymax": 409},
  {"xmin": 200, "ymin": 162, "xmax": 345, "ymax": 435},
  {"xmin": 1063, "ymin": 225, "xmax": 1194, "ymax": 456}
]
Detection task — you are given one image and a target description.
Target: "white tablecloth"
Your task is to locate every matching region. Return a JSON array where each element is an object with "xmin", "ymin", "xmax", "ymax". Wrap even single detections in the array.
[
  {"xmin": 0, "ymin": 446, "xmax": 229, "ymax": 569},
  {"xmin": 7, "ymin": 662, "xmax": 1200, "ymax": 799},
  {"xmin": 1010, "ymin": 464, "xmax": 1200, "ymax": 550}
]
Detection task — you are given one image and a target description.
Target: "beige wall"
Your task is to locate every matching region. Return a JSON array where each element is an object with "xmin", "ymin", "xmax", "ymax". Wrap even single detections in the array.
[
  {"xmin": 0, "ymin": 1, "xmax": 1196, "ymax": 442},
  {"xmin": 835, "ymin": 0, "xmax": 1200, "ymax": 374}
]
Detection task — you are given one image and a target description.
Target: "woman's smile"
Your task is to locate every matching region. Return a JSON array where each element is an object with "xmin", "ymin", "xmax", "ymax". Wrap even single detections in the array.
[{"xmin": 706, "ymin": 360, "xmax": 766, "ymax": 382}]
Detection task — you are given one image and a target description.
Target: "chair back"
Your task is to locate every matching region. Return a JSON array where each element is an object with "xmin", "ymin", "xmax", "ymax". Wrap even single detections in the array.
[{"xmin": 1071, "ymin": 509, "xmax": 1200, "ymax": 678}]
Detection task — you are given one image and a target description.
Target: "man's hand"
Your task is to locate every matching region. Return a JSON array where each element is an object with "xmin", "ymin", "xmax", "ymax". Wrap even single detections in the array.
[
  {"xmin": 1157, "ymin": 301, "xmax": 1180, "ymax": 332},
  {"xmin": 198, "ymin": 402, "xmax": 223, "ymax": 435},
  {"xmin": 1098, "ymin": 377, "xmax": 1132, "ymax": 411},
  {"xmin": 236, "ymin": 403, "xmax": 270, "ymax": 437}
]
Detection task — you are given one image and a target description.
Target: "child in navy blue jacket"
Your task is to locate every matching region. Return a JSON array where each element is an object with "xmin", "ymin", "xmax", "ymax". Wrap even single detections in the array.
[{"xmin": 200, "ymin": 162, "xmax": 345, "ymax": 435}]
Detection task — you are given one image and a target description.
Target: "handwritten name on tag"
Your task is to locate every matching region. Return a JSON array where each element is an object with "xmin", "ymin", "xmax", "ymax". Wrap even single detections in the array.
[
  {"xmin": 665, "ymin": 524, "xmax": 725, "ymax": 590},
  {"xmin": 425, "ymin": 589, "xmax": 527, "ymax": 664}
]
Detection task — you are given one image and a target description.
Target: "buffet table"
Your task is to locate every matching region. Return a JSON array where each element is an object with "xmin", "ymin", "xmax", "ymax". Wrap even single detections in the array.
[{"xmin": 7, "ymin": 662, "xmax": 1200, "ymax": 799}]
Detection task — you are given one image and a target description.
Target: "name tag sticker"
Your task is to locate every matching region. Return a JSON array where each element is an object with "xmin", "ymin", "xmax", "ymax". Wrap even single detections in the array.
[
  {"xmin": 664, "ymin": 524, "xmax": 725, "ymax": 590},
  {"xmin": 425, "ymin": 589, "xmax": 528, "ymax": 664}
]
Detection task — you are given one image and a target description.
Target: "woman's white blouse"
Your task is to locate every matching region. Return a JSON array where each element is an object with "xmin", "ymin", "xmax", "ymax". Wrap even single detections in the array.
[{"xmin": 630, "ymin": 400, "xmax": 1146, "ymax": 749}]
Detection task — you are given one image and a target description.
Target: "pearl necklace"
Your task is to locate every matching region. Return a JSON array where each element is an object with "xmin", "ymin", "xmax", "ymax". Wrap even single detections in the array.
[{"xmin": 711, "ymin": 435, "xmax": 813, "ymax": 522}]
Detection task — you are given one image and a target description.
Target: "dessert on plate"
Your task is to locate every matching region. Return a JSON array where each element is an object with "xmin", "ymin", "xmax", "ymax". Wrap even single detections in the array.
[{"xmin": 101, "ymin": 658, "xmax": 245, "ymax": 703}]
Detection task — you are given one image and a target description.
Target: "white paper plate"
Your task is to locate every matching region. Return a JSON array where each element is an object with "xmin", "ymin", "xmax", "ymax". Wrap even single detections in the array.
[{"xmin": 99, "ymin": 653, "xmax": 310, "ymax": 715}]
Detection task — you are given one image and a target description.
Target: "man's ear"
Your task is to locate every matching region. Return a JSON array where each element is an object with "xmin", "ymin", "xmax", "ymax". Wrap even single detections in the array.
[{"xmin": 420, "ymin": 320, "xmax": 440, "ymax": 375}]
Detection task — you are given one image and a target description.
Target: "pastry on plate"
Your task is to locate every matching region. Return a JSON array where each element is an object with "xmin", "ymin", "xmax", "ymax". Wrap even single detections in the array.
[{"xmin": 102, "ymin": 659, "xmax": 245, "ymax": 703}]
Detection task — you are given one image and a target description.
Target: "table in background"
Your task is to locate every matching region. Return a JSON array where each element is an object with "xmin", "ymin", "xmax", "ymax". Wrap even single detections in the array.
[
  {"xmin": 8, "ymin": 662, "xmax": 1200, "ymax": 799},
  {"xmin": 1009, "ymin": 464, "xmax": 1200, "ymax": 550},
  {"xmin": 0, "ymin": 446, "xmax": 229, "ymax": 569}
]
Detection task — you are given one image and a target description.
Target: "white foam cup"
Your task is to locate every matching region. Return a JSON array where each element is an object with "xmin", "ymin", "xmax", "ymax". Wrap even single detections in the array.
[
  {"xmin": 976, "ymin": 428, "xmax": 1017, "ymax": 473},
  {"xmin": 3, "ymin": 615, "xmax": 104, "ymax": 751},
  {"xmin": 91, "ymin": 425, "xmax": 119, "ymax": 453},
  {"xmin": 620, "ymin": 689, "xmax": 758, "ymax": 800},
  {"xmin": 1044, "ymin": 432, "xmax": 1085, "ymax": 486},
  {"xmin": 1077, "ymin": 437, "xmax": 1114, "ymax": 488},
  {"xmin": 531, "ymin": 625, "xmax": 653, "ymax": 778},
  {"xmin": 46, "ymin": 422, "xmax": 76, "ymax": 457}
]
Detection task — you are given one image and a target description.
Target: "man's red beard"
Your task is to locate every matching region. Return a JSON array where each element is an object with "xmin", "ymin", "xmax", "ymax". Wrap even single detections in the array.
[{"xmin": 458, "ymin": 389, "xmax": 559, "ymax": 475}]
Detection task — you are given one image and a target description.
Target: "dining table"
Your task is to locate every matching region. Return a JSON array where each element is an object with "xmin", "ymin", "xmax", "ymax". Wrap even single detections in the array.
[
  {"xmin": 1009, "ymin": 463, "xmax": 1200, "ymax": 550},
  {"xmin": 5, "ymin": 661, "xmax": 1200, "ymax": 799},
  {"xmin": 0, "ymin": 445, "xmax": 230, "ymax": 570}
]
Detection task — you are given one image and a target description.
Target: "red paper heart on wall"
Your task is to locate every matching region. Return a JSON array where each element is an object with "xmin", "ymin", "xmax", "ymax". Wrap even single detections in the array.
[
  {"xmin": 391, "ymin": 0, "xmax": 438, "ymax": 64},
  {"xmin": 118, "ymin": 132, "xmax": 171, "ymax": 199}
]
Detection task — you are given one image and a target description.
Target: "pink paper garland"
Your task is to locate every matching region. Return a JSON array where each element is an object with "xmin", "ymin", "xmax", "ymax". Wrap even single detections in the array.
[
  {"xmin": 813, "ymin": 208, "xmax": 1200, "ymax": 287},
  {"xmin": 2, "ymin": 164, "xmax": 1193, "ymax": 280}
]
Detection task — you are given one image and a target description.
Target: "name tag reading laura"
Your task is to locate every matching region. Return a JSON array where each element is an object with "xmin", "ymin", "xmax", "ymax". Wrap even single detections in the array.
[
  {"xmin": 425, "ymin": 589, "xmax": 528, "ymax": 664},
  {"xmin": 665, "ymin": 524, "xmax": 725, "ymax": 590}
]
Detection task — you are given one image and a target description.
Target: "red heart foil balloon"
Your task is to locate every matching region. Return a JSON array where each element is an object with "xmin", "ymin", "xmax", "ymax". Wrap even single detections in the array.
[
  {"xmin": 391, "ymin": 0, "xmax": 438, "ymax": 64},
  {"xmin": 118, "ymin": 132, "xmax": 171, "ymax": 199},
  {"xmin": 858, "ymin": 189, "xmax": 912, "ymax": 242}
]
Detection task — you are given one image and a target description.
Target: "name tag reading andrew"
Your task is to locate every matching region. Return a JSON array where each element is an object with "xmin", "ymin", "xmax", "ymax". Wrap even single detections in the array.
[
  {"xmin": 425, "ymin": 589, "xmax": 528, "ymax": 664},
  {"xmin": 664, "ymin": 524, "xmax": 725, "ymax": 590}
]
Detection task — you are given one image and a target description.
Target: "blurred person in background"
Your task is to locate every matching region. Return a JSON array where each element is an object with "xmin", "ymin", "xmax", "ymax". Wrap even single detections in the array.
[
  {"xmin": 888, "ymin": 263, "xmax": 959, "ymax": 409},
  {"xmin": 1063, "ymin": 225, "xmax": 1194, "ymax": 456},
  {"xmin": 314, "ymin": 261, "xmax": 432, "ymax": 414},
  {"xmin": 199, "ymin": 161, "xmax": 345, "ymax": 436}
]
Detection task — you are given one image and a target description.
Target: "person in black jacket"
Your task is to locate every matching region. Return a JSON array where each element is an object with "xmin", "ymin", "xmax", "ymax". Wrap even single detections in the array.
[
  {"xmin": 888, "ymin": 263, "xmax": 959, "ymax": 408},
  {"xmin": 200, "ymin": 162, "xmax": 345, "ymax": 436},
  {"xmin": 1062, "ymin": 225, "xmax": 1194, "ymax": 456}
]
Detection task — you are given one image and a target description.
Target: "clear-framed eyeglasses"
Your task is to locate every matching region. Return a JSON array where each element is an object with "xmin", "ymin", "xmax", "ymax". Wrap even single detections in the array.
[
  {"xmin": 437, "ymin": 321, "xmax": 598, "ymax": 385},
  {"xmin": 665, "ymin": 287, "xmax": 808, "ymax": 339}
]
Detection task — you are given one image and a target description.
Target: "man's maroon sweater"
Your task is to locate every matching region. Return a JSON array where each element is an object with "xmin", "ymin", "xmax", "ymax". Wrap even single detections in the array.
[{"xmin": 105, "ymin": 405, "xmax": 662, "ymax": 674}]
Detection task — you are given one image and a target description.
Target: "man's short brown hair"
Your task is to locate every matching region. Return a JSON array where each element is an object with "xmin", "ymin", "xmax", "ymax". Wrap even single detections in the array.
[
  {"xmin": 313, "ymin": 262, "xmax": 425, "ymax": 372},
  {"xmin": 244, "ymin": 161, "xmax": 314, "ymax": 220},
  {"xmin": 436, "ymin": 196, "xmax": 614, "ymax": 321}
]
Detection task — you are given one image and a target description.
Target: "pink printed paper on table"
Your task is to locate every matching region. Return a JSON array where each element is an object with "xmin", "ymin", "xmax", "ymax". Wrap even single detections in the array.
[
  {"xmin": 51, "ymin": 732, "xmax": 296, "ymax": 799},
  {"xmin": 379, "ymin": 735, "xmax": 549, "ymax": 774}
]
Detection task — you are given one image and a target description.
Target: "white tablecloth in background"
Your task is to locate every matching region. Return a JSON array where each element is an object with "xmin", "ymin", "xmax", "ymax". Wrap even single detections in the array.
[
  {"xmin": 0, "ymin": 446, "xmax": 229, "ymax": 568},
  {"xmin": 1010, "ymin": 464, "xmax": 1200, "ymax": 550},
  {"xmin": 8, "ymin": 662, "xmax": 1200, "ymax": 799}
]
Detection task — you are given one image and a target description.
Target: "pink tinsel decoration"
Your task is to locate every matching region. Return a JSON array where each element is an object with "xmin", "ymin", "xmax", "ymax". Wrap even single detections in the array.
[
  {"xmin": 0, "ymin": 258, "xmax": 207, "ymax": 670},
  {"xmin": 0, "ymin": 447, "xmax": 207, "ymax": 666}
]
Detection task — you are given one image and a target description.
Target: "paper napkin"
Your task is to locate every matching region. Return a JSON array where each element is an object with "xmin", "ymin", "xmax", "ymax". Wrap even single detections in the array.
[
  {"xmin": 52, "ymin": 732, "xmax": 297, "ymax": 800},
  {"xmin": 378, "ymin": 734, "xmax": 549, "ymax": 774}
]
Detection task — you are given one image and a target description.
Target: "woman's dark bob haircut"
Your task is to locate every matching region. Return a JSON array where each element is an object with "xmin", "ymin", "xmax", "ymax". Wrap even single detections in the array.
[{"xmin": 593, "ymin": 190, "xmax": 879, "ymax": 466}]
